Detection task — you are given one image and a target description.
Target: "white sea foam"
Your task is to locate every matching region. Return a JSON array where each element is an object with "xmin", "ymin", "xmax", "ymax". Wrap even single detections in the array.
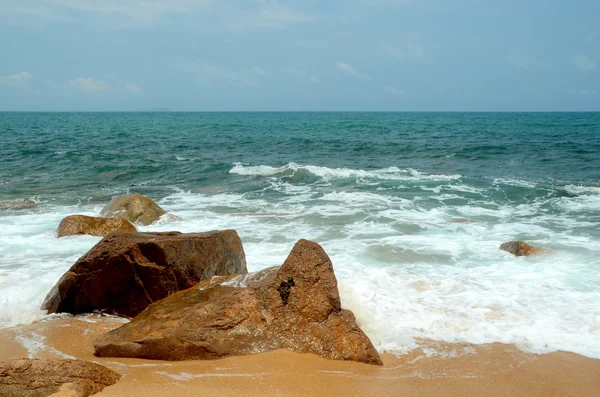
[
  {"xmin": 1, "ymin": 167, "xmax": 600, "ymax": 360},
  {"xmin": 561, "ymin": 184, "xmax": 600, "ymax": 196},
  {"xmin": 0, "ymin": 205, "xmax": 104, "ymax": 328},
  {"xmin": 493, "ymin": 178, "xmax": 538, "ymax": 188},
  {"xmin": 220, "ymin": 267, "xmax": 278, "ymax": 288},
  {"xmin": 230, "ymin": 163, "xmax": 462, "ymax": 182},
  {"xmin": 174, "ymin": 155, "xmax": 201, "ymax": 161},
  {"xmin": 153, "ymin": 180, "xmax": 600, "ymax": 359},
  {"xmin": 15, "ymin": 331, "xmax": 76, "ymax": 359},
  {"xmin": 156, "ymin": 371, "xmax": 269, "ymax": 381}
]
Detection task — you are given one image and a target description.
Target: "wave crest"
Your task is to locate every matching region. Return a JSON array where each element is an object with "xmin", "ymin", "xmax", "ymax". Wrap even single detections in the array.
[{"xmin": 229, "ymin": 162, "xmax": 461, "ymax": 182}]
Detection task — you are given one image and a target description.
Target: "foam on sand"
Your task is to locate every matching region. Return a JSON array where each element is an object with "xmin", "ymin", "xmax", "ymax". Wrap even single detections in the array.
[{"xmin": 1, "ymin": 316, "xmax": 599, "ymax": 397}]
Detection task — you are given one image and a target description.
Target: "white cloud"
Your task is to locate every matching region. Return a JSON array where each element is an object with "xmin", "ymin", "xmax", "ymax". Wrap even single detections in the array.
[
  {"xmin": 337, "ymin": 62, "xmax": 371, "ymax": 80},
  {"xmin": 68, "ymin": 77, "xmax": 112, "ymax": 94},
  {"xmin": 384, "ymin": 86, "xmax": 404, "ymax": 94},
  {"xmin": 0, "ymin": 71, "xmax": 33, "ymax": 85},
  {"xmin": 508, "ymin": 51, "xmax": 550, "ymax": 70},
  {"xmin": 125, "ymin": 83, "xmax": 142, "ymax": 94},
  {"xmin": 574, "ymin": 55, "xmax": 596, "ymax": 70}
]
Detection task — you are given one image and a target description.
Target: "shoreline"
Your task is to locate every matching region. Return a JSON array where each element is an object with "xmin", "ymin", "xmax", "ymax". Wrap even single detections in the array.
[{"xmin": 1, "ymin": 315, "xmax": 599, "ymax": 396}]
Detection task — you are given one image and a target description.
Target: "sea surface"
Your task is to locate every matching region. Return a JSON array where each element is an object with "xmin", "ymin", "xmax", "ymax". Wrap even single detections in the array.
[{"xmin": 1, "ymin": 112, "xmax": 599, "ymax": 358}]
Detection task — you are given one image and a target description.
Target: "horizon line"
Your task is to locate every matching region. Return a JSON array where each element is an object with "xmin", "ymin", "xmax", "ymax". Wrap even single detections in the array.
[{"xmin": 1, "ymin": 110, "xmax": 599, "ymax": 113}]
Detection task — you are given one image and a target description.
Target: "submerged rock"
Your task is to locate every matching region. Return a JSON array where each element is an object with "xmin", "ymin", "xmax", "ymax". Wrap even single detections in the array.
[
  {"xmin": 451, "ymin": 218, "xmax": 477, "ymax": 223},
  {"xmin": 0, "ymin": 358, "xmax": 120, "ymax": 397},
  {"xmin": 42, "ymin": 230, "xmax": 247, "ymax": 317},
  {"xmin": 500, "ymin": 241, "xmax": 542, "ymax": 257},
  {"xmin": 94, "ymin": 239, "xmax": 382, "ymax": 365},
  {"xmin": 0, "ymin": 200, "xmax": 35, "ymax": 210},
  {"xmin": 57, "ymin": 215, "xmax": 137, "ymax": 238},
  {"xmin": 101, "ymin": 194, "xmax": 166, "ymax": 226}
]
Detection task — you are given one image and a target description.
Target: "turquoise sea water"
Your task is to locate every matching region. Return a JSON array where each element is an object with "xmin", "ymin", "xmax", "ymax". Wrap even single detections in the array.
[
  {"xmin": 2, "ymin": 112, "xmax": 600, "ymax": 201},
  {"xmin": 1, "ymin": 112, "xmax": 600, "ymax": 357}
]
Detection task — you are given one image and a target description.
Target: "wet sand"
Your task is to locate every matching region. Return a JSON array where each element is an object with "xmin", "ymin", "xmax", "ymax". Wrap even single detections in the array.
[{"xmin": 1, "ymin": 315, "xmax": 599, "ymax": 396}]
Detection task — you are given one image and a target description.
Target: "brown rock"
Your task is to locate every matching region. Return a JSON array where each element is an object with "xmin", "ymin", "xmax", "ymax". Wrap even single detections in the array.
[
  {"xmin": 451, "ymin": 218, "xmax": 477, "ymax": 224},
  {"xmin": 100, "ymin": 194, "xmax": 166, "ymax": 226},
  {"xmin": 500, "ymin": 241, "xmax": 542, "ymax": 256},
  {"xmin": 0, "ymin": 358, "xmax": 120, "ymax": 397},
  {"xmin": 42, "ymin": 231, "xmax": 247, "ymax": 317},
  {"xmin": 94, "ymin": 239, "xmax": 383, "ymax": 365},
  {"xmin": 0, "ymin": 200, "xmax": 35, "ymax": 210},
  {"xmin": 57, "ymin": 215, "xmax": 137, "ymax": 238}
]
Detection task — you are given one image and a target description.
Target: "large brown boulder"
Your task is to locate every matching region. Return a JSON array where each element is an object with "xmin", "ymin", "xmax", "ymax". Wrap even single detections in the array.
[
  {"xmin": 57, "ymin": 215, "xmax": 137, "ymax": 238},
  {"xmin": 500, "ymin": 241, "xmax": 542, "ymax": 256},
  {"xmin": 94, "ymin": 239, "xmax": 382, "ymax": 365},
  {"xmin": 100, "ymin": 194, "xmax": 166, "ymax": 225},
  {"xmin": 0, "ymin": 358, "xmax": 120, "ymax": 397},
  {"xmin": 42, "ymin": 231, "xmax": 247, "ymax": 317}
]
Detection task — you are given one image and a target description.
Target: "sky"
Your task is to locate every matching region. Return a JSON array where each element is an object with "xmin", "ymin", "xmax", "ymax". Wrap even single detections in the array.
[{"xmin": 0, "ymin": 0, "xmax": 599, "ymax": 111}]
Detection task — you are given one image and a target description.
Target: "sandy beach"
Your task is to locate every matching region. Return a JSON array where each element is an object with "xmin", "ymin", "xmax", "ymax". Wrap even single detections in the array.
[
  {"xmin": 3, "ymin": 0, "xmax": 600, "ymax": 393},
  {"xmin": 1, "ymin": 314, "xmax": 599, "ymax": 397}
]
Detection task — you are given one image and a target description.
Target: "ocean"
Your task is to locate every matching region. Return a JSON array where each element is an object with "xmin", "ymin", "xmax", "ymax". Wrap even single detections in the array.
[{"xmin": 1, "ymin": 111, "xmax": 599, "ymax": 358}]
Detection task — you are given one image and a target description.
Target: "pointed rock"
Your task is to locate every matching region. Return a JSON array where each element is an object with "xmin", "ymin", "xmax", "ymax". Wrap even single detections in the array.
[
  {"xmin": 42, "ymin": 231, "xmax": 247, "ymax": 317},
  {"xmin": 94, "ymin": 239, "xmax": 382, "ymax": 365}
]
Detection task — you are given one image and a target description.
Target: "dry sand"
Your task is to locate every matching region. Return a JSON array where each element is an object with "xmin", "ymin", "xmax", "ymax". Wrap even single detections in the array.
[{"xmin": 1, "ymin": 315, "xmax": 599, "ymax": 396}]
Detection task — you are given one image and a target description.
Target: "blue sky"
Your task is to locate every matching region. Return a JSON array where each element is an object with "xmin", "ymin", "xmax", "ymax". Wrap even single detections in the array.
[{"xmin": 0, "ymin": 0, "xmax": 598, "ymax": 111}]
